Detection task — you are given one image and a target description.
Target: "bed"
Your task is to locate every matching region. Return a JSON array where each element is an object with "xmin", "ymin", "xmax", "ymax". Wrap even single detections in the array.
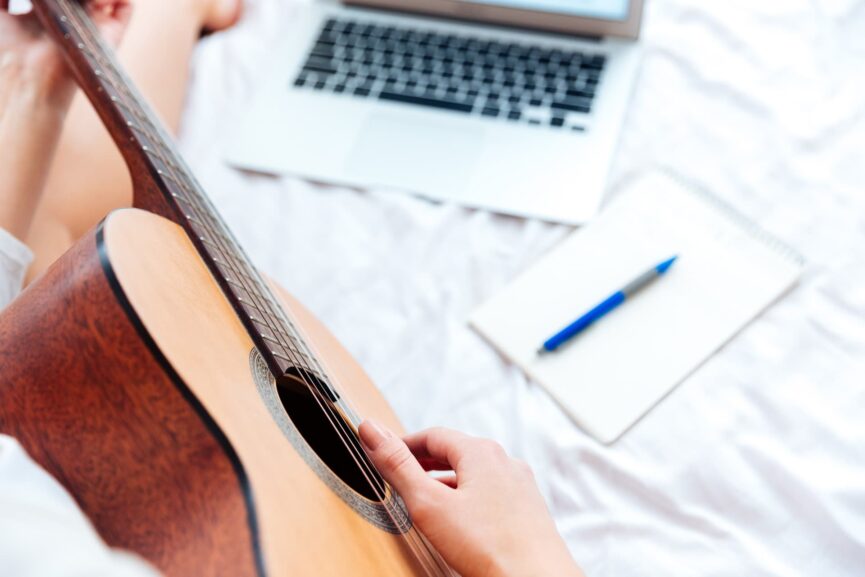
[{"xmin": 177, "ymin": 0, "xmax": 865, "ymax": 574}]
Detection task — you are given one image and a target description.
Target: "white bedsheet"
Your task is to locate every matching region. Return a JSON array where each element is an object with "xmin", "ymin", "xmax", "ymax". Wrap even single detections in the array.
[{"xmin": 178, "ymin": 1, "xmax": 865, "ymax": 574}]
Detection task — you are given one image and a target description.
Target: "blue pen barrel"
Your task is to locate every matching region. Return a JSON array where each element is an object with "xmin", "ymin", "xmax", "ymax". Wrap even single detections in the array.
[
  {"xmin": 542, "ymin": 291, "xmax": 626, "ymax": 352},
  {"xmin": 537, "ymin": 256, "xmax": 676, "ymax": 356}
]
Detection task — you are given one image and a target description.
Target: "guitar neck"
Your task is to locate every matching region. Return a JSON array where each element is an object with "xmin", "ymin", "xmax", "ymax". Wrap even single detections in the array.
[{"xmin": 33, "ymin": 0, "xmax": 322, "ymax": 385}]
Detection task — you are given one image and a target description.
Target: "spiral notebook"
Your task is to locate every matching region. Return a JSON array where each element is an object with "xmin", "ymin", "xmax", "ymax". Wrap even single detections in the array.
[{"xmin": 470, "ymin": 171, "xmax": 804, "ymax": 444}]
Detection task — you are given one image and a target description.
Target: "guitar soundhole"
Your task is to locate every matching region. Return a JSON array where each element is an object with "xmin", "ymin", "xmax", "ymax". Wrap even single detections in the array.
[
  {"xmin": 250, "ymin": 349, "xmax": 409, "ymax": 532},
  {"xmin": 276, "ymin": 369, "xmax": 385, "ymax": 502}
]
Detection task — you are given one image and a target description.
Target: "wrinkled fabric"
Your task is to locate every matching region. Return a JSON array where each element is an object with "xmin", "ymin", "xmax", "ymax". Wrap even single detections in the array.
[
  {"xmin": 0, "ymin": 436, "xmax": 159, "ymax": 576},
  {"xmin": 178, "ymin": 0, "xmax": 865, "ymax": 575}
]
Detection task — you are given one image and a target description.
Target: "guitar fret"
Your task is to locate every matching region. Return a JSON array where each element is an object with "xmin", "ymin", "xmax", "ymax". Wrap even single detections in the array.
[
  {"xmin": 104, "ymin": 91, "xmax": 146, "ymax": 132},
  {"xmin": 258, "ymin": 322, "xmax": 297, "ymax": 350},
  {"xmin": 270, "ymin": 350, "xmax": 296, "ymax": 363},
  {"xmin": 260, "ymin": 334, "xmax": 283, "ymax": 347},
  {"xmin": 198, "ymin": 235, "xmax": 225, "ymax": 253},
  {"xmin": 230, "ymin": 283, "xmax": 255, "ymax": 304},
  {"xmin": 256, "ymin": 316, "xmax": 313, "ymax": 369},
  {"xmin": 251, "ymin": 317, "xmax": 291, "ymax": 342},
  {"xmin": 224, "ymin": 262, "xmax": 257, "ymax": 284},
  {"xmin": 128, "ymin": 122, "xmax": 155, "ymax": 145},
  {"xmin": 239, "ymin": 299, "xmax": 266, "ymax": 317},
  {"xmin": 224, "ymin": 275, "xmax": 244, "ymax": 289}
]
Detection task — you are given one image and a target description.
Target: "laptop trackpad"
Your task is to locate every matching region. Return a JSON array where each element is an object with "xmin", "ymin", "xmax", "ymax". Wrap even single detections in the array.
[{"xmin": 343, "ymin": 111, "xmax": 483, "ymax": 197}]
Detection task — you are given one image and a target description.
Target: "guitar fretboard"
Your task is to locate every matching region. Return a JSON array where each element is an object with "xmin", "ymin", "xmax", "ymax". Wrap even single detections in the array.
[{"xmin": 36, "ymin": 0, "xmax": 329, "ymax": 388}]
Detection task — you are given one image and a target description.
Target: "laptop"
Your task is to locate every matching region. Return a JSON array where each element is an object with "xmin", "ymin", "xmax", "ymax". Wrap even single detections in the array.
[{"xmin": 228, "ymin": 0, "xmax": 644, "ymax": 224}]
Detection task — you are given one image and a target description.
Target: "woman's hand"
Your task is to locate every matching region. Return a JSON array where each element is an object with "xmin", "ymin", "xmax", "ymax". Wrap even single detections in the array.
[
  {"xmin": 359, "ymin": 423, "xmax": 585, "ymax": 577},
  {"xmin": 0, "ymin": 0, "xmax": 132, "ymax": 107}
]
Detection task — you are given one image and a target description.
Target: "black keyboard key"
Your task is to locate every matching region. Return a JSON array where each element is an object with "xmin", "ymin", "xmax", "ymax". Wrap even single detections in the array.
[
  {"xmin": 543, "ymin": 84, "xmax": 559, "ymax": 95},
  {"xmin": 550, "ymin": 116, "xmax": 565, "ymax": 127},
  {"xmin": 481, "ymin": 107, "xmax": 499, "ymax": 117},
  {"xmin": 566, "ymin": 88, "xmax": 594, "ymax": 99},
  {"xmin": 551, "ymin": 98, "xmax": 591, "ymax": 114},
  {"xmin": 310, "ymin": 42, "xmax": 335, "ymax": 57},
  {"xmin": 379, "ymin": 90, "xmax": 473, "ymax": 113},
  {"xmin": 354, "ymin": 87, "xmax": 371, "ymax": 96},
  {"xmin": 583, "ymin": 54, "xmax": 606, "ymax": 70},
  {"xmin": 303, "ymin": 57, "xmax": 338, "ymax": 76},
  {"xmin": 507, "ymin": 110, "xmax": 521, "ymax": 121}
]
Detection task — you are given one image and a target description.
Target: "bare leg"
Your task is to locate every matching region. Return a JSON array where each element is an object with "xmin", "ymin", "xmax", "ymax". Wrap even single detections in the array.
[{"xmin": 26, "ymin": 0, "xmax": 241, "ymax": 280}]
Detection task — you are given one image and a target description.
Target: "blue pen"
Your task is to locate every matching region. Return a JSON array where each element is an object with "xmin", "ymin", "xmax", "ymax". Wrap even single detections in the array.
[{"xmin": 536, "ymin": 256, "xmax": 678, "ymax": 356}]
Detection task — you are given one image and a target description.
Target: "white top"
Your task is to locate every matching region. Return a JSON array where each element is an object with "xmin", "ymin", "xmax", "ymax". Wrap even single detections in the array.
[
  {"xmin": 0, "ymin": 230, "xmax": 158, "ymax": 577},
  {"xmin": 0, "ymin": 228, "xmax": 32, "ymax": 311}
]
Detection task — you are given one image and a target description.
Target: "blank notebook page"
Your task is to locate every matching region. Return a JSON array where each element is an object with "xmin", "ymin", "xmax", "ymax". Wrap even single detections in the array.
[{"xmin": 470, "ymin": 171, "xmax": 804, "ymax": 444}]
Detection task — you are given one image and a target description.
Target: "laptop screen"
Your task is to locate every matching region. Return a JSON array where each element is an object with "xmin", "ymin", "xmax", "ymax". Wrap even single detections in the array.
[
  {"xmin": 345, "ymin": 0, "xmax": 643, "ymax": 38},
  {"xmin": 459, "ymin": 0, "xmax": 630, "ymax": 21}
]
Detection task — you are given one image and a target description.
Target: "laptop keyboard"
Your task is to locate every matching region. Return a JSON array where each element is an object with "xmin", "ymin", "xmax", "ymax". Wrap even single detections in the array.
[{"xmin": 293, "ymin": 17, "xmax": 607, "ymax": 132}]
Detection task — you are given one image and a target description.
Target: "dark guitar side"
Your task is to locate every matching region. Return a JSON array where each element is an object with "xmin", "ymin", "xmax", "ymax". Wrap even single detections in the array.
[{"xmin": 0, "ymin": 224, "xmax": 260, "ymax": 577}]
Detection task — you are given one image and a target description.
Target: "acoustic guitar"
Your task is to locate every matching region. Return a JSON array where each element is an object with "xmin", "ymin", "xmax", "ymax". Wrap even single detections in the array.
[{"xmin": 0, "ymin": 1, "xmax": 453, "ymax": 575}]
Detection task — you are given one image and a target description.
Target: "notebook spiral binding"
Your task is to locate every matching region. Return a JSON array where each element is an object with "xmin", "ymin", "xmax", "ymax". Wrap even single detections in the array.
[{"xmin": 616, "ymin": 167, "xmax": 806, "ymax": 268}]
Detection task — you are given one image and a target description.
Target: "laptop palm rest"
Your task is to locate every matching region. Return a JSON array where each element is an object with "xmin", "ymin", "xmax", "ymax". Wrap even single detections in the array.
[{"xmin": 343, "ymin": 111, "xmax": 484, "ymax": 198}]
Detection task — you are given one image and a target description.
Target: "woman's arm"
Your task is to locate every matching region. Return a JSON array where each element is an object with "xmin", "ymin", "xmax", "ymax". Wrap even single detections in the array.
[
  {"xmin": 0, "ymin": 58, "xmax": 65, "ymax": 305},
  {"xmin": 0, "ymin": 67, "xmax": 71, "ymax": 241}
]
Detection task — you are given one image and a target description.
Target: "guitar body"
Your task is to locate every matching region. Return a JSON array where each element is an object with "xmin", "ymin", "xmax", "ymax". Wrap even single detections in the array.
[{"xmin": 0, "ymin": 209, "xmax": 426, "ymax": 576}]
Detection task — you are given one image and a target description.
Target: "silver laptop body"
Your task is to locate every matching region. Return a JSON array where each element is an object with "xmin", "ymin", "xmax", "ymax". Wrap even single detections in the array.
[{"xmin": 229, "ymin": 0, "xmax": 644, "ymax": 224}]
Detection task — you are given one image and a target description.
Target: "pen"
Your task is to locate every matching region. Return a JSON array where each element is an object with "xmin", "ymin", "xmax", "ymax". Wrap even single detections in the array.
[{"xmin": 536, "ymin": 255, "xmax": 678, "ymax": 356}]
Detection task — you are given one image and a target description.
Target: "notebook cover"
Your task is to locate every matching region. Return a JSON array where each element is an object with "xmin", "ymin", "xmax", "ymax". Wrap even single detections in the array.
[{"xmin": 470, "ymin": 171, "xmax": 804, "ymax": 443}]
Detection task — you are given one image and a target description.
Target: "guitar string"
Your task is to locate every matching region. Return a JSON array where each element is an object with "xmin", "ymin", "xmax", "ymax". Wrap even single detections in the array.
[
  {"xmin": 277, "ymin": 296, "xmax": 456, "ymax": 577},
  {"xmin": 57, "ymin": 0, "xmax": 397, "ymax": 523},
  {"xmin": 61, "ymin": 1, "xmax": 445, "ymax": 572},
  {"xmin": 63, "ymin": 19, "xmax": 446, "ymax": 577},
  {"xmin": 59, "ymin": 2, "xmax": 446, "ymax": 572},
  {"xmin": 55, "ymin": 10, "xmax": 438, "ymax": 572},
  {"xmin": 57, "ymin": 0, "xmax": 388, "ymax": 503}
]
